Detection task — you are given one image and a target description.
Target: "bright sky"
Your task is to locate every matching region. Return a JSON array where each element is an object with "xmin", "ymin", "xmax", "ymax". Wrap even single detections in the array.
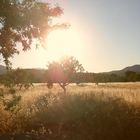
[{"xmin": 5, "ymin": 0, "xmax": 140, "ymax": 72}]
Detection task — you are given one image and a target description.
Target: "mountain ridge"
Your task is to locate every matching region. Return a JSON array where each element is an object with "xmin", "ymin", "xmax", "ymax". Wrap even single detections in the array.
[
  {"xmin": 106, "ymin": 64, "xmax": 140, "ymax": 75},
  {"xmin": 0, "ymin": 64, "xmax": 140, "ymax": 75}
]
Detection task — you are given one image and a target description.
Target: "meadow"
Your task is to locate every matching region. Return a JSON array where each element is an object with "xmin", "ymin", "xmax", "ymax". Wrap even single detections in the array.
[{"xmin": 0, "ymin": 82, "xmax": 140, "ymax": 140}]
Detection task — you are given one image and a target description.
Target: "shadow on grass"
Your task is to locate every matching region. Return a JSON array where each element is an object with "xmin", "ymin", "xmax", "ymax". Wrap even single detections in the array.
[{"xmin": 0, "ymin": 92, "xmax": 140, "ymax": 140}]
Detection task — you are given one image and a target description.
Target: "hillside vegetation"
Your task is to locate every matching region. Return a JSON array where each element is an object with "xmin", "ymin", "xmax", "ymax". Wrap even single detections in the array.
[{"xmin": 1, "ymin": 65, "xmax": 140, "ymax": 83}]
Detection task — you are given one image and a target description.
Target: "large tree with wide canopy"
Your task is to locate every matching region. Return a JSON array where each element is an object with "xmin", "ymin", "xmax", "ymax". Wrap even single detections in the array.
[{"xmin": 0, "ymin": 0, "xmax": 67, "ymax": 68}]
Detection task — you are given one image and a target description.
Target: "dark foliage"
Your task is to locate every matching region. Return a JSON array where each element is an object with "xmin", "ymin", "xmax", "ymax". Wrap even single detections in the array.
[
  {"xmin": 0, "ymin": 94, "xmax": 140, "ymax": 140},
  {"xmin": 0, "ymin": 0, "xmax": 66, "ymax": 68},
  {"xmin": 1, "ymin": 68, "xmax": 33, "ymax": 90}
]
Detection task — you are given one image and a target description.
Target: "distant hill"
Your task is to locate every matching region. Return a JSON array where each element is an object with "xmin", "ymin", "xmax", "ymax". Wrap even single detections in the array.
[
  {"xmin": 0, "ymin": 65, "xmax": 140, "ymax": 75},
  {"xmin": 0, "ymin": 65, "xmax": 6, "ymax": 74},
  {"xmin": 122, "ymin": 65, "xmax": 140, "ymax": 73},
  {"xmin": 107, "ymin": 65, "xmax": 140, "ymax": 75}
]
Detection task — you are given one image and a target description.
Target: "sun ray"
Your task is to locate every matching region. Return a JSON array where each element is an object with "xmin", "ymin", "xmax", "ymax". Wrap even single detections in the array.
[{"xmin": 46, "ymin": 28, "xmax": 85, "ymax": 61}]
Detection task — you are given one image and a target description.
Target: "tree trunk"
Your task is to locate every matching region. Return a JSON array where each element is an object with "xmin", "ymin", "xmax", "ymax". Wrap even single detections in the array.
[
  {"xmin": 63, "ymin": 86, "xmax": 66, "ymax": 93},
  {"xmin": 59, "ymin": 83, "xmax": 66, "ymax": 93}
]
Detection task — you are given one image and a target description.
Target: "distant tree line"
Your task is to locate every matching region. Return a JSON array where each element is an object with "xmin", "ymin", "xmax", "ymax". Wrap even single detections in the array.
[
  {"xmin": 1, "ymin": 70, "xmax": 139, "ymax": 85},
  {"xmin": 124, "ymin": 71, "xmax": 140, "ymax": 82},
  {"xmin": 70, "ymin": 71, "xmax": 140, "ymax": 83}
]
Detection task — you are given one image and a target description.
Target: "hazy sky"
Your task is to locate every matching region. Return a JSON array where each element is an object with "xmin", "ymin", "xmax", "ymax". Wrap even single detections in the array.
[{"xmin": 2, "ymin": 0, "xmax": 140, "ymax": 72}]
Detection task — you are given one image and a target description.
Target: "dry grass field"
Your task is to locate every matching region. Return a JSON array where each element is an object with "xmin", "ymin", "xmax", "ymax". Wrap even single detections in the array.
[{"xmin": 0, "ymin": 82, "xmax": 140, "ymax": 140}]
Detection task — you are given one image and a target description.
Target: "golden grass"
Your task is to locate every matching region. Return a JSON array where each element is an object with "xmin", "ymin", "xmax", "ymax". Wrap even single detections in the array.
[
  {"xmin": 19, "ymin": 82, "xmax": 140, "ymax": 105},
  {"xmin": 0, "ymin": 82, "xmax": 140, "ymax": 139}
]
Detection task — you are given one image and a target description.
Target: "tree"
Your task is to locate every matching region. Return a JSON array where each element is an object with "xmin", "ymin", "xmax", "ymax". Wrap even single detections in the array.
[
  {"xmin": 46, "ymin": 56, "xmax": 84, "ymax": 93},
  {"xmin": 125, "ymin": 71, "xmax": 137, "ymax": 82},
  {"xmin": 2, "ymin": 68, "xmax": 33, "ymax": 92},
  {"xmin": 0, "ymin": 0, "xmax": 67, "ymax": 69}
]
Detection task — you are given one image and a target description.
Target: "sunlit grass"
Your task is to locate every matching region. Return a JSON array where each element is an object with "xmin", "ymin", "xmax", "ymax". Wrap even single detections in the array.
[{"xmin": 0, "ymin": 82, "xmax": 140, "ymax": 139}]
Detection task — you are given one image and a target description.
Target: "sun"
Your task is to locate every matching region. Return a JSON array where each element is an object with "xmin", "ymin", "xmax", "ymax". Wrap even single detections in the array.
[
  {"xmin": 46, "ymin": 28, "xmax": 85, "ymax": 62},
  {"xmin": 11, "ymin": 27, "xmax": 86, "ymax": 69}
]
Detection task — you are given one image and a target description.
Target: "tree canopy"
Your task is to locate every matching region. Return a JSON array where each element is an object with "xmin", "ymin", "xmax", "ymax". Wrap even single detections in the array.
[
  {"xmin": 46, "ymin": 56, "xmax": 84, "ymax": 92},
  {"xmin": 0, "ymin": 0, "xmax": 66, "ymax": 68}
]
